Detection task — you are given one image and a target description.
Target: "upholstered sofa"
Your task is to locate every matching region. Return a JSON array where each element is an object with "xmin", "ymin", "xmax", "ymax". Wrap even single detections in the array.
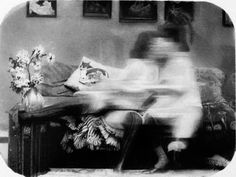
[{"xmin": 8, "ymin": 61, "xmax": 235, "ymax": 176}]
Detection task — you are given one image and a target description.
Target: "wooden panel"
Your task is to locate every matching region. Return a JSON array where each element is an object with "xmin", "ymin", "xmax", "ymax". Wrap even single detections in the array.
[
  {"xmin": 21, "ymin": 122, "xmax": 50, "ymax": 177},
  {"xmin": 22, "ymin": 123, "xmax": 32, "ymax": 176},
  {"xmin": 38, "ymin": 123, "xmax": 50, "ymax": 174},
  {"xmin": 8, "ymin": 109, "xmax": 22, "ymax": 174}
]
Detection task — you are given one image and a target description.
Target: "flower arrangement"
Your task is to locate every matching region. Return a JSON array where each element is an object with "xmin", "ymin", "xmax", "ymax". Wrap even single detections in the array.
[{"xmin": 8, "ymin": 45, "xmax": 55, "ymax": 95}]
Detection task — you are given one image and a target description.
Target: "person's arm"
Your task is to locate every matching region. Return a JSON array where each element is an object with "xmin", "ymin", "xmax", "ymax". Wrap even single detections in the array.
[{"xmin": 157, "ymin": 54, "xmax": 195, "ymax": 94}]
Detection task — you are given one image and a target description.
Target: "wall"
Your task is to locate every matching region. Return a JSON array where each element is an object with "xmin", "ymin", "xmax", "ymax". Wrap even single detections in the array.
[
  {"xmin": 0, "ymin": 1, "xmax": 235, "ymax": 133},
  {"xmin": 192, "ymin": 2, "xmax": 235, "ymax": 74}
]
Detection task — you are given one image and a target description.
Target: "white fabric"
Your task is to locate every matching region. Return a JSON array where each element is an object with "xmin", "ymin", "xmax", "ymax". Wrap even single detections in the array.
[
  {"xmin": 144, "ymin": 52, "xmax": 202, "ymax": 138},
  {"xmin": 73, "ymin": 54, "xmax": 202, "ymax": 138},
  {"xmin": 64, "ymin": 56, "xmax": 122, "ymax": 91}
]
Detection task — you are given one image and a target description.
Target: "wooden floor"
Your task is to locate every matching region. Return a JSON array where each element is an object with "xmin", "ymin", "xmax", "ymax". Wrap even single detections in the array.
[{"xmin": 38, "ymin": 168, "xmax": 219, "ymax": 177}]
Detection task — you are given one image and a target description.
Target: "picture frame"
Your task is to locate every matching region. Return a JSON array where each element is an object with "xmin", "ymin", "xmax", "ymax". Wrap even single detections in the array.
[
  {"xmin": 165, "ymin": 1, "xmax": 194, "ymax": 23},
  {"xmin": 26, "ymin": 0, "xmax": 57, "ymax": 18},
  {"xmin": 83, "ymin": 0, "xmax": 112, "ymax": 18},
  {"xmin": 222, "ymin": 10, "xmax": 233, "ymax": 27},
  {"xmin": 119, "ymin": 1, "xmax": 157, "ymax": 23}
]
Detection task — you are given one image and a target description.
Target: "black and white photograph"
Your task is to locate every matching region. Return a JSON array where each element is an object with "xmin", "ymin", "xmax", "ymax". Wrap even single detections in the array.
[
  {"xmin": 0, "ymin": 1, "xmax": 235, "ymax": 177},
  {"xmin": 119, "ymin": 0, "xmax": 157, "ymax": 22},
  {"xmin": 83, "ymin": 0, "xmax": 112, "ymax": 18},
  {"xmin": 27, "ymin": 0, "xmax": 57, "ymax": 17}
]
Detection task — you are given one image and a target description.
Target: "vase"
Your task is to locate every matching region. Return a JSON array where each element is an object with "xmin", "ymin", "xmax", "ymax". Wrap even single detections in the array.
[{"xmin": 22, "ymin": 87, "xmax": 44, "ymax": 112}]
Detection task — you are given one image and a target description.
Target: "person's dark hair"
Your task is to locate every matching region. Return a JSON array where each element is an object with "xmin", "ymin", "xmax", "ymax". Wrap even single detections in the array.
[
  {"xmin": 160, "ymin": 24, "xmax": 190, "ymax": 51},
  {"xmin": 130, "ymin": 8, "xmax": 193, "ymax": 59},
  {"xmin": 130, "ymin": 25, "xmax": 189, "ymax": 59}
]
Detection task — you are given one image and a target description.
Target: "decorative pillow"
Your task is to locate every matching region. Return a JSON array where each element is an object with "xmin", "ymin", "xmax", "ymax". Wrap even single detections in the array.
[
  {"xmin": 195, "ymin": 67, "xmax": 226, "ymax": 103},
  {"xmin": 40, "ymin": 61, "xmax": 76, "ymax": 84},
  {"xmin": 63, "ymin": 64, "xmax": 89, "ymax": 91},
  {"xmin": 37, "ymin": 61, "xmax": 77, "ymax": 96},
  {"xmin": 64, "ymin": 56, "xmax": 121, "ymax": 91}
]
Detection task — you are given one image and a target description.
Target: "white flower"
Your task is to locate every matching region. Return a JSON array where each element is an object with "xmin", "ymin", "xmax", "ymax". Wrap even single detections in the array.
[
  {"xmin": 32, "ymin": 45, "xmax": 45, "ymax": 57},
  {"xmin": 31, "ymin": 72, "xmax": 43, "ymax": 84},
  {"xmin": 10, "ymin": 67, "xmax": 28, "ymax": 79},
  {"xmin": 16, "ymin": 50, "xmax": 30, "ymax": 64},
  {"xmin": 47, "ymin": 53, "xmax": 55, "ymax": 63},
  {"xmin": 9, "ymin": 67, "xmax": 17, "ymax": 75},
  {"xmin": 9, "ymin": 46, "xmax": 56, "ymax": 94},
  {"xmin": 15, "ymin": 72, "xmax": 28, "ymax": 80},
  {"xmin": 14, "ymin": 78, "xmax": 30, "ymax": 88},
  {"xmin": 14, "ymin": 66, "xmax": 25, "ymax": 72}
]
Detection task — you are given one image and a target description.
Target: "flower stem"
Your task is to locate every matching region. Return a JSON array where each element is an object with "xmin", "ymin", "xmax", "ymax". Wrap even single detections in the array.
[{"xmin": 27, "ymin": 55, "xmax": 35, "ymax": 84}]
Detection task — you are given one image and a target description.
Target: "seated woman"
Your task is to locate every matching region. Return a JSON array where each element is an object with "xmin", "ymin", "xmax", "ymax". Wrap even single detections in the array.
[
  {"xmin": 143, "ymin": 38, "xmax": 202, "ymax": 172},
  {"xmin": 61, "ymin": 24, "xmax": 202, "ymax": 172}
]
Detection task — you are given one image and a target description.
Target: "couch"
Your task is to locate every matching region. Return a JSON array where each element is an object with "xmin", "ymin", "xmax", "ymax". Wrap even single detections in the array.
[{"xmin": 8, "ymin": 61, "xmax": 235, "ymax": 176}]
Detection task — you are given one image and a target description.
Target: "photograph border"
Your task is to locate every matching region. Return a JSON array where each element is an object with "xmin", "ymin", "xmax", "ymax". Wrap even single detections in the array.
[{"xmin": 222, "ymin": 10, "xmax": 234, "ymax": 27}]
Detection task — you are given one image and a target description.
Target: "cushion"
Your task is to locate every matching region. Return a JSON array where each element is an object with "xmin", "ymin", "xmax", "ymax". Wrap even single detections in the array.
[
  {"xmin": 37, "ymin": 61, "xmax": 77, "ymax": 96},
  {"xmin": 64, "ymin": 56, "xmax": 122, "ymax": 91},
  {"xmin": 62, "ymin": 65, "xmax": 89, "ymax": 91},
  {"xmin": 195, "ymin": 67, "xmax": 226, "ymax": 103},
  {"xmin": 41, "ymin": 61, "xmax": 77, "ymax": 84}
]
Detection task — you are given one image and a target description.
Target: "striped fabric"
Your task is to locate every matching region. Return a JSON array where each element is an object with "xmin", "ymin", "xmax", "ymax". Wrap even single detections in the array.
[{"xmin": 61, "ymin": 115, "xmax": 124, "ymax": 153}]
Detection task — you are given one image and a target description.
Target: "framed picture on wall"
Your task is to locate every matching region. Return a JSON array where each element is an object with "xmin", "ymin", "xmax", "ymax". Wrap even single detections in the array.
[
  {"xmin": 26, "ymin": 0, "xmax": 57, "ymax": 17},
  {"xmin": 119, "ymin": 1, "xmax": 157, "ymax": 23},
  {"xmin": 222, "ymin": 10, "xmax": 233, "ymax": 27},
  {"xmin": 83, "ymin": 0, "xmax": 112, "ymax": 18},
  {"xmin": 165, "ymin": 1, "xmax": 194, "ymax": 24}
]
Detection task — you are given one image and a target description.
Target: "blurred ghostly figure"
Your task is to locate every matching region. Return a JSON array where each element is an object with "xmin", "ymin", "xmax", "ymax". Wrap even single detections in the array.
[
  {"xmin": 69, "ymin": 25, "xmax": 201, "ymax": 171},
  {"xmin": 144, "ymin": 37, "xmax": 202, "ymax": 138},
  {"xmin": 143, "ymin": 38, "xmax": 202, "ymax": 171},
  {"xmin": 128, "ymin": 23, "xmax": 202, "ymax": 170}
]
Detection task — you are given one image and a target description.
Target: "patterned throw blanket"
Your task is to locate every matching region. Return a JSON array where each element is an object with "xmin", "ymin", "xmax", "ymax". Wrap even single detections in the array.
[{"xmin": 61, "ymin": 115, "xmax": 124, "ymax": 153}]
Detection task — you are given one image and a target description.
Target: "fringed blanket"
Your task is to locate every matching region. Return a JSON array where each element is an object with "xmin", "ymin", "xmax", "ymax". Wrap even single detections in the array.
[{"xmin": 61, "ymin": 115, "xmax": 124, "ymax": 153}]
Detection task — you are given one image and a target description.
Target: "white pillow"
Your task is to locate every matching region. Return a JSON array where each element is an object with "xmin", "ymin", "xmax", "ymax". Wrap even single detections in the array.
[
  {"xmin": 64, "ymin": 56, "xmax": 121, "ymax": 91},
  {"xmin": 63, "ymin": 65, "xmax": 88, "ymax": 91}
]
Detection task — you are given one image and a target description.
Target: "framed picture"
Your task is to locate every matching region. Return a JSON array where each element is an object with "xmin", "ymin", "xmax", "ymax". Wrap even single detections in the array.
[
  {"xmin": 119, "ymin": 1, "xmax": 157, "ymax": 23},
  {"xmin": 83, "ymin": 0, "xmax": 112, "ymax": 18},
  {"xmin": 165, "ymin": 1, "xmax": 194, "ymax": 23},
  {"xmin": 27, "ymin": 0, "xmax": 57, "ymax": 17},
  {"xmin": 222, "ymin": 10, "xmax": 233, "ymax": 27}
]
